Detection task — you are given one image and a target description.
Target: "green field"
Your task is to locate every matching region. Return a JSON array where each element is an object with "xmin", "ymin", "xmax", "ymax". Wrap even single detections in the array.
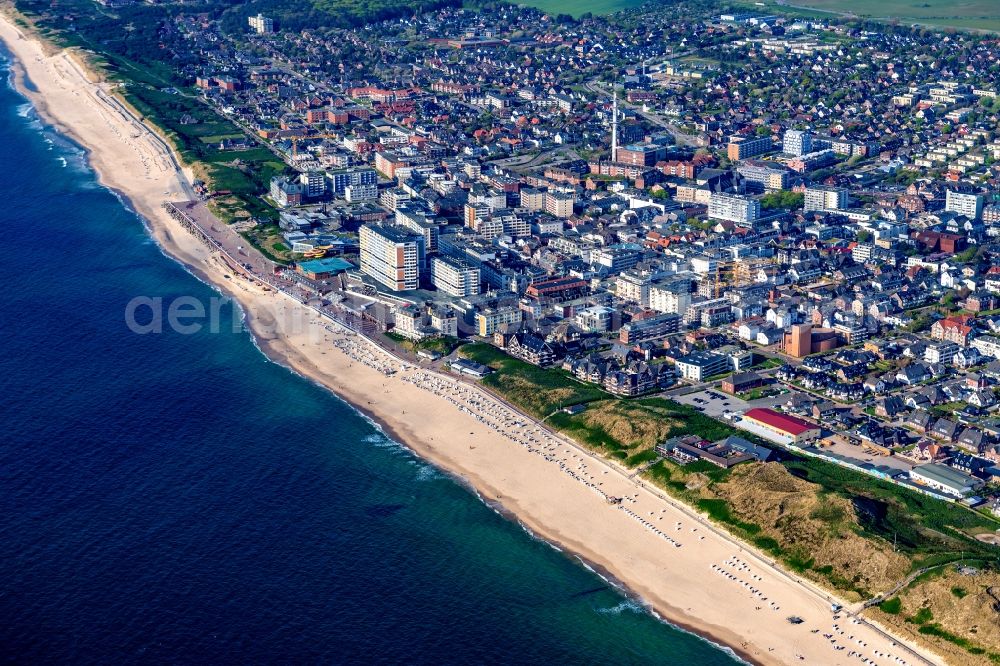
[
  {"xmin": 515, "ymin": 0, "xmax": 646, "ymax": 17},
  {"xmin": 753, "ymin": 0, "xmax": 1000, "ymax": 33}
]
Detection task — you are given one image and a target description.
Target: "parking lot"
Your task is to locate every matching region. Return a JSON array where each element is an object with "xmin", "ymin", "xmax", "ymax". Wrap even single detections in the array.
[
  {"xmin": 673, "ymin": 387, "xmax": 800, "ymax": 418},
  {"xmin": 673, "ymin": 389, "xmax": 749, "ymax": 417}
]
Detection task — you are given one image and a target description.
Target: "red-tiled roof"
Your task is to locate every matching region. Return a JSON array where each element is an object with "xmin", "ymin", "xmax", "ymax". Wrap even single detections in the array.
[{"xmin": 743, "ymin": 408, "xmax": 818, "ymax": 436}]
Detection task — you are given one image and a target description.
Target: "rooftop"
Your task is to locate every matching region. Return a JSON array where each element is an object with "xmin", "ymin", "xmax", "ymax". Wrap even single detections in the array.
[
  {"xmin": 297, "ymin": 257, "xmax": 353, "ymax": 273},
  {"xmin": 743, "ymin": 408, "xmax": 818, "ymax": 436}
]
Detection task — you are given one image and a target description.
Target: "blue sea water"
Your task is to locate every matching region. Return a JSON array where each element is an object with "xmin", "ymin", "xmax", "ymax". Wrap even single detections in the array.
[{"xmin": 0, "ymin": 50, "xmax": 741, "ymax": 665}]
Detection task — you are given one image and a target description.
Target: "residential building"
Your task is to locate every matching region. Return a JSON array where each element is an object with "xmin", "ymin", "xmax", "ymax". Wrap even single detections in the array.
[
  {"xmin": 359, "ymin": 224, "xmax": 424, "ymax": 291},
  {"xmin": 329, "ymin": 168, "xmax": 377, "ymax": 196},
  {"xmin": 675, "ymin": 350, "xmax": 729, "ymax": 381},
  {"xmin": 345, "ymin": 182, "xmax": 378, "ymax": 202},
  {"xmin": 616, "ymin": 271, "xmax": 652, "ymax": 307},
  {"xmin": 727, "ymin": 135, "xmax": 772, "ymax": 160},
  {"xmin": 525, "ymin": 276, "xmax": 589, "ymax": 301},
  {"xmin": 430, "ymin": 256, "xmax": 480, "ymax": 297},
  {"xmin": 803, "ymin": 185, "xmax": 848, "ymax": 213},
  {"xmin": 619, "ymin": 313, "xmax": 681, "ymax": 343},
  {"xmin": 783, "ymin": 129, "xmax": 813, "ymax": 157},
  {"xmin": 722, "ymin": 371, "xmax": 764, "ymax": 394},
  {"xmin": 737, "ymin": 160, "xmax": 789, "ymax": 192},
  {"xmin": 248, "ymin": 13, "xmax": 274, "ymax": 34},
  {"xmin": 476, "ymin": 306, "xmax": 523, "ymax": 337},
  {"xmin": 972, "ymin": 335, "xmax": 1000, "ymax": 360},
  {"xmin": 520, "ymin": 187, "xmax": 545, "ymax": 211},
  {"xmin": 931, "ymin": 314, "xmax": 974, "ymax": 347},
  {"xmin": 544, "ymin": 190, "xmax": 575, "ymax": 218},
  {"xmin": 270, "ymin": 176, "xmax": 305, "ymax": 208},
  {"xmin": 945, "ymin": 189, "xmax": 984, "ymax": 220},
  {"xmin": 300, "ymin": 171, "xmax": 326, "ymax": 199},
  {"xmin": 924, "ymin": 341, "xmax": 959, "ymax": 364},
  {"xmin": 505, "ymin": 332, "xmax": 558, "ymax": 367},
  {"xmin": 575, "ymin": 305, "xmax": 614, "ymax": 333},
  {"xmin": 591, "ymin": 246, "xmax": 643, "ymax": 274},
  {"xmin": 708, "ymin": 192, "xmax": 761, "ymax": 225},
  {"xmin": 649, "ymin": 284, "xmax": 692, "ymax": 315}
]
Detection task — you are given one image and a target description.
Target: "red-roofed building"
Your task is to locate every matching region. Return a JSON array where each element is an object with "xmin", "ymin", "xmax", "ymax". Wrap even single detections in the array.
[
  {"xmin": 741, "ymin": 408, "xmax": 821, "ymax": 445},
  {"xmin": 931, "ymin": 314, "xmax": 975, "ymax": 347}
]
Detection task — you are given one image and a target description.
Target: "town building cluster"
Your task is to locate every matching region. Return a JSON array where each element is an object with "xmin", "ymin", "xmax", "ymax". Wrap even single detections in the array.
[{"xmin": 165, "ymin": 2, "xmax": 1000, "ymax": 506}]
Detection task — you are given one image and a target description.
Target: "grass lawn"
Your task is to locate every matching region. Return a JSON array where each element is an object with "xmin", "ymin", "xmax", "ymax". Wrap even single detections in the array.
[
  {"xmin": 386, "ymin": 333, "xmax": 462, "ymax": 356},
  {"xmin": 747, "ymin": 0, "xmax": 1000, "ymax": 32},
  {"xmin": 753, "ymin": 357, "xmax": 784, "ymax": 370},
  {"xmin": 459, "ymin": 343, "xmax": 607, "ymax": 418},
  {"xmin": 198, "ymin": 133, "xmax": 248, "ymax": 144}
]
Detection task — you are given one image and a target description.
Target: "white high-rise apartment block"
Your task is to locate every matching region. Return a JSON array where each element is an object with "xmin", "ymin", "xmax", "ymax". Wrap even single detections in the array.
[
  {"xmin": 649, "ymin": 285, "xmax": 692, "ymax": 314},
  {"xmin": 544, "ymin": 191, "xmax": 575, "ymax": 218},
  {"xmin": 345, "ymin": 183, "xmax": 377, "ymax": 202},
  {"xmin": 430, "ymin": 256, "xmax": 480, "ymax": 297},
  {"xmin": 708, "ymin": 192, "xmax": 760, "ymax": 224},
  {"xmin": 615, "ymin": 271, "xmax": 651, "ymax": 307},
  {"xmin": 803, "ymin": 185, "xmax": 848, "ymax": 213},
  {"xmin": 946, "ymin": 189, "xmax": 984, "ymax": 220},
  {"xmin": 359, "ymin": 224, "xmax": 423, "ymax": 291},
  {"xmin": 783, "ymin": 129, "xmax": 813, "ymax": 157},
  {"xmin": 248, "ymin": 13, "xmax": 274, "ymax": 34}
]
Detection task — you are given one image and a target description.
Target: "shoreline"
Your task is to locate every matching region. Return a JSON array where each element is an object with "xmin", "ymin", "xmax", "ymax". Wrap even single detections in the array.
[
  {"xmin": 0, "ymin": 13, "xmax": 944, "ymax": 666},
  {"xmin": 246, "ymin": 314, "xmax": 760, "ymax": 664},
  {"xmin": 256, "ymin": 334, "xmax": 754, "ymax": 665}
]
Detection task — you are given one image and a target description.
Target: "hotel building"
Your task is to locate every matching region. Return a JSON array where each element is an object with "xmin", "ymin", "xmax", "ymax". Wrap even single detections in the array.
[{"xmin": 359, "ymin": 224, "xmax": 424, "ymax": 291}]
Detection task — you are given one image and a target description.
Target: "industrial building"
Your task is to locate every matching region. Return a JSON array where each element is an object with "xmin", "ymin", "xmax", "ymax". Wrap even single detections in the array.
[{"xmin": 740, "ymin": 408, "xmax": 821, "ymax": 445}]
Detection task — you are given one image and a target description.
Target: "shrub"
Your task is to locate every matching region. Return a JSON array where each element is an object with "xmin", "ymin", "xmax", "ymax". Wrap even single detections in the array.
[{"xmin": 879, "ymin": 597, "xmax": 902, "ymax": 614}]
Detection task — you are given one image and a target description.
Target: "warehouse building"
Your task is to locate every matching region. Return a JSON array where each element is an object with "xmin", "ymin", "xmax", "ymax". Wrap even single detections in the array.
[{"xmin": 740, "ymin": 408, "xmax": 821, "ymax": 445}]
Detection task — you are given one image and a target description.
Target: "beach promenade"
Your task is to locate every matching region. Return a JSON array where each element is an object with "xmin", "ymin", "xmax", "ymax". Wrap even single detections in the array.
[{"xmin": 0, "ymin": 13, "xmax": 946, "ymax": 666}]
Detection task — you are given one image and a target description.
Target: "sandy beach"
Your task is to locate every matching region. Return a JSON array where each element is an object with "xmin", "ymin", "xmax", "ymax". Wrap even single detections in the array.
[{"xmin": 0, "ymin": 13, "xmax": 947, "ymax": 666}]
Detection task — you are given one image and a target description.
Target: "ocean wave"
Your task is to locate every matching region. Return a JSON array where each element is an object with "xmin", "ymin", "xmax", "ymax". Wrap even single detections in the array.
[
  {"xmin": 15, "ymin": 101, "xmax": 32, "ymax": 117},
  {"xmin": 412, "ymin": 463, "xmax": 442, "ymax": 482},
  {"xmin": 597, "ymin": 600, "xmax": 642, "ymax": 615}
]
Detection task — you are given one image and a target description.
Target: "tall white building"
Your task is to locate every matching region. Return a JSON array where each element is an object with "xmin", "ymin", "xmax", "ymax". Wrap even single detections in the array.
[
  {"xmin": 803, "ymin": 185, "xmax": 848, "ymax": 213},
  {"xmin": 345, "ymin": 183, "xmax": 377, "ymax": 202},
  {"xmin": 649, "ymin": 285, "xmax": 692, "ymax": 315},
  {"xmin": 708, "ymin": 192, "xmax": 761, "ymax": 225},
  {"xmin": 783, "ymin": 129, "xmax": 813, "ymax": 157},
  {"xmin": 248, "ymin": 13, "xmax": 274, "ymax": 34},
  {"xmin": 359, "ymin": 224, "xmax": 424, "ymax": 291},
  {"xmin": 946, "ymin": 189, "xmax": 984, "ymax": 220},
  {"xmin": 299, "ymin": 171, "xmax": 326, "ymax": 199},
  {"xmin": 544, "ymin": 190, "xmax": 575, "ymax": 218},
  {"xmin": 615, "ymin": 271, "xmax": 652, "ymax": 307},
  {"xmin": 430, "ymin": 256, "xmax": 481, "ymax": 297}
]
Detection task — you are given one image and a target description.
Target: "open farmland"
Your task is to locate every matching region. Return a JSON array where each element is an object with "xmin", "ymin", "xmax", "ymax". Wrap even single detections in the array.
[{"xmin": 762, "ymin": 0, "xmax": 1000, "ymax": 33}]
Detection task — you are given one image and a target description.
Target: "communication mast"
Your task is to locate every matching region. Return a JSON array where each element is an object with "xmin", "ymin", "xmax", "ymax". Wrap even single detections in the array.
[{"xmin": 611, "ymin": 88, "xmax": 619, "ymax": 162}]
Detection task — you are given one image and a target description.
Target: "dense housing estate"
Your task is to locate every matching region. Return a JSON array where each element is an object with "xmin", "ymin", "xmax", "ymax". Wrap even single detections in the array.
[{"xmin": 103, "ymin": 0, "xmax": 1000, "ymax": 517}]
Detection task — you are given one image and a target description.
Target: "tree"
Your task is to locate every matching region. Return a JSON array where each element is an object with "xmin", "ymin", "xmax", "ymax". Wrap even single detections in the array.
[
  {"xmin": 760, "ymin": 191, "xmax": 803, "ymax": 211},
  {"xmin": 856, "ymin": 230, "xmax": 872, "ymax": 243},
  {"xmin": 954, "ymin": 246, "xmax": 978, "ymax": 264}
]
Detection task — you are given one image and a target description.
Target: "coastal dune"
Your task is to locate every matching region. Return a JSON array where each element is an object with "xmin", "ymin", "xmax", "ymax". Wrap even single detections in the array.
[{"xmin": 0, "ymin": 14, "xmax": 946, "ymax": 666}]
